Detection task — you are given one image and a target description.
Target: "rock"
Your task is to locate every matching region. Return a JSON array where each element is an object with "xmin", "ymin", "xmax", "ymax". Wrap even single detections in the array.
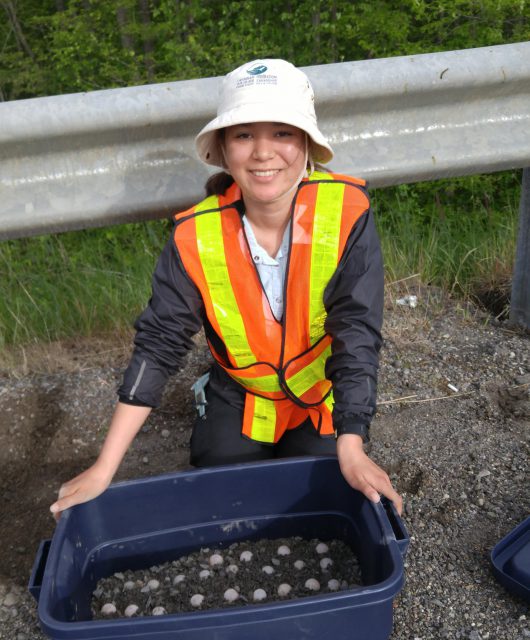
[
  {"xmin": 3, "ymin": 593, "xmax": 17, "ymax": 607},
  {"xmin": 123, "ymin": 581, "xmax": 135, "ymax": 590},
  {"xmin": 173, "ymin": 574, "xmax": 186, "ymax": 585}
]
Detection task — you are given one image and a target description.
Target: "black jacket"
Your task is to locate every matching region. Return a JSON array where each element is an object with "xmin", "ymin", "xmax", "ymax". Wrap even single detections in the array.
[{"xmin": 118, "ymin": 190, "xmax": 383, "ymax": 439}]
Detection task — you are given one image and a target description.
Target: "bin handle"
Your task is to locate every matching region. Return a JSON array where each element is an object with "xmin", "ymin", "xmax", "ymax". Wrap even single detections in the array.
[
  {"xmin": 380, "ymin": 497, "xmax": 410, "ymax": 557},
  {"xmin": 28, "ymin": 539, "xmax": 51, "ymax": 603}
]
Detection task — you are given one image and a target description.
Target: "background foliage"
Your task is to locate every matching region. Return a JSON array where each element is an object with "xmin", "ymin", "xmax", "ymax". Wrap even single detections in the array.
[
  {"xmin": 1, "ymin": 0, "xmax": 528, "ymax": 99},
  {"xmin": 0, "ymin": 0, "xmax": 527, "ymax": 346}
]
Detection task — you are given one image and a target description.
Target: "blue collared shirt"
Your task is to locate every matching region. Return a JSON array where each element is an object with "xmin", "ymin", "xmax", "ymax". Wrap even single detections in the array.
[{"xmin": 242, "ymin": 215, "xmax": 290, "ymax": 322}]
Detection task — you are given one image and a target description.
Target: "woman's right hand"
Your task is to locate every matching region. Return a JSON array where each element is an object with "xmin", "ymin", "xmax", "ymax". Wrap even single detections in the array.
[
  {"xmin": 49, "ymin": 403, "xmax": 152, "ymax": 521},
  {"xmin": 49, "ymin": 463, "xmax": 113, "ymax": 521}
]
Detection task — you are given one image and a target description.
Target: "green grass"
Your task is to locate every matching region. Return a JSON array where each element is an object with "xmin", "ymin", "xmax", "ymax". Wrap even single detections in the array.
[
  {"xmin": 372, "ymin": 173, "xmax": 520, "ymax": 306},
  {"xmin": 0, "ymin": 220, "xmax": 170, "ymax": 349},
  {"xmin": 0, "ymin": 173, "xmax": 521, "ymax": 348}
]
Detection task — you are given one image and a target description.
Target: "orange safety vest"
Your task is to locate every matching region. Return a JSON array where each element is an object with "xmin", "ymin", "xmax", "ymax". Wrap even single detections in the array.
[{"xmin": 173, "ymin": 171, "xmax": 369, "ymax": 443}]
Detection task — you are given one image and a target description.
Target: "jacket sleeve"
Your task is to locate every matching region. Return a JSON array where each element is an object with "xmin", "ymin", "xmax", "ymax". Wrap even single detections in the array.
[
  {"xmin": 323, "ymin": 204, "xmax": 384, "ymax": 439},
  {"xmin": 118, "ymin": 234, "xmax": 204, "ymax": 408}
]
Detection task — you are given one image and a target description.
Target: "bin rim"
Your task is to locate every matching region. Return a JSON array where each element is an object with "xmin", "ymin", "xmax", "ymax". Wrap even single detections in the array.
[{"xmin": 490, "ymin": 514, "xmax": 530, "ymax": 602}]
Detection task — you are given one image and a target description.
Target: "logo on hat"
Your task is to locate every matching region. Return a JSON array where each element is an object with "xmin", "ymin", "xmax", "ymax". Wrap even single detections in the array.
[{"xmin": 246, "ymin": 64, "xmax": 267, "ymax": 76}]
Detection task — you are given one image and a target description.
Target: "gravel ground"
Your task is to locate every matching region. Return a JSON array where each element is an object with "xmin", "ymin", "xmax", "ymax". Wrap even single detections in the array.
[{"xmin": 0, "ymin": 285, "xmax": 528, "ymax": 639}]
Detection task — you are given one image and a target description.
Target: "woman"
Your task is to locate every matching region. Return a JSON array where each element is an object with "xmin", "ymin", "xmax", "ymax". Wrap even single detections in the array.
[{"xmin": 50, "ymin": 59, "xmax": 402, "ymax": 518}]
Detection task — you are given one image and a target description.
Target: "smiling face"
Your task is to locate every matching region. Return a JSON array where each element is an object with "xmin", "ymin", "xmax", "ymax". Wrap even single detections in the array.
[{"xmin": 222, "ymin": 122, "xmax": 307, "ymax": 216}]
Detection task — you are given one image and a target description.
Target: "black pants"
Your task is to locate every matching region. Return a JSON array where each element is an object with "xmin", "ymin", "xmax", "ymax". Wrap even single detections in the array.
[{"xmin": 190, "ymin": 378, "xmax": 337, "ymax": 467}]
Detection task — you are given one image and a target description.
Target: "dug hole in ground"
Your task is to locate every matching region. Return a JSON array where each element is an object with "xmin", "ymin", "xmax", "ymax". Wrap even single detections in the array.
[{"xmin": 0, "ymin": 285, "xmax": 528, "ymax": 640}]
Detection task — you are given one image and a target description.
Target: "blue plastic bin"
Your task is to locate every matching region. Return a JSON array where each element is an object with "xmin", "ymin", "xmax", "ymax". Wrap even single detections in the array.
[
  {"xmin": 491, "ymin": 515, "xmax": 530, "ymax": 602},
  {"xmin": 30, "ymin": 457, "xmax": 409, "ymax": 640}
]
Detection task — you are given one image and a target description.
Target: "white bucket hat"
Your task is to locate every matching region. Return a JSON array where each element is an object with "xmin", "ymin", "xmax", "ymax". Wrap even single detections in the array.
[{"xmin": 195, "ymin": 59, "xmax": 333, "ymax": 168}]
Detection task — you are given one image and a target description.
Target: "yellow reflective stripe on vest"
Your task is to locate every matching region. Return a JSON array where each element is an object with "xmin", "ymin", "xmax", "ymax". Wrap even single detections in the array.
[
  {"xmin": 230, "ymin": 372, "xmax": 282, "ymax": 394},
  {"xmin": 324, "ymin": 390, "xmax": 334, "ymax": 412},
  {"xmin": 308, "ymin": 179, "xmax": 344, "ymax": 342},
  {"xmin": 194, "ymin": 200, "xmax": 255, "ymax": 367},
  {"xmin": 287, "ymin": 344, "xmax": 332, "ymax": 397},
  {"xmin": 310, "ymin": 170, "xmax": 333, "ymax": 181},
  {"xmin": 250, "ymin": 395, "xmax": 277, "ymax": 442}
]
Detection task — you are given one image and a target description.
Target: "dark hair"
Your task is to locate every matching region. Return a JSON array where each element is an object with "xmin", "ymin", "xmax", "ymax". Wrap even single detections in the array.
[{"xmin": 205, "ymin": 171, "xmax": 235, "ymax": 196}]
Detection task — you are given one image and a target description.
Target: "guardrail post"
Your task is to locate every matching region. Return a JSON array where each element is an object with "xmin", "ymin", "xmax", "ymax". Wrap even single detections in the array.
[{"xmin": 510, "ymin": 168, "xmax": 530, "ymax": 330}]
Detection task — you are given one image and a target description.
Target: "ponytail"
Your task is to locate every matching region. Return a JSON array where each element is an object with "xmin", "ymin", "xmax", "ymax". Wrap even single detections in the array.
[{"xmin": 205, "ymin": 171, "xmax": 235, "ymax": 196}]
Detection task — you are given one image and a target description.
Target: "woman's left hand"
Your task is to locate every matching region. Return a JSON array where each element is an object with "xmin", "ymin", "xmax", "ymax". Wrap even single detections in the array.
[{"xmin": 336, "ymin": 433, "xmax": 403, "ymax": 515}]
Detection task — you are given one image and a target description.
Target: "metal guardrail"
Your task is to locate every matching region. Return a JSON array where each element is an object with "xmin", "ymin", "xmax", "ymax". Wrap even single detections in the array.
[{"xmin": 1, "ymin": 42, "xmax": 529, "ymax": 326}]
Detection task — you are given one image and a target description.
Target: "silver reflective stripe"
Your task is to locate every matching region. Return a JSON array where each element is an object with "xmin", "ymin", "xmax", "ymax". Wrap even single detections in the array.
[{"xmin": 129, "ymin": 360, "xmax": 147, "ymax": 400}]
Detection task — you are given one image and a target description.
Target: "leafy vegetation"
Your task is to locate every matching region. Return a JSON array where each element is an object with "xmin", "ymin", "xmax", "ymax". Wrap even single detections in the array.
[
  {"xmin": 0, "ymin": 0, "xmax": 526, "ymax": 345},
  {"xmin": 1, "ymin": 0, "xmax": 528, "ymax": 99}
]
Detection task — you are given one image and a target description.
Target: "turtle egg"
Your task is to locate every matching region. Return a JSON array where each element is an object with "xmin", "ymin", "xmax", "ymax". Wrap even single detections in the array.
[
  {"xmin": 173, "ymin": 574, "xmax": 186, "ymax": 585},
  {"xmin": 209, "ymin": 553, "xmax": 224, "ymax": 567},
  {"xmin": 227, "ymin": 564, "xmax": 239, "ymax": 574},
  {"xmin": 277, "ymin": 583, "xmax": 292, "ymax": 597},
  {"xmin": 262, "ymin": 565, "xmax": 275, "ymax": 575},
  {"xmin": 224, "ymin": 588, "xmax": 239, "ymax": 602},
  {"xmin": 240, "ymin": 551, "xmax": 253, "ymax": 562},
  {"xmin": 327, "ymin": 579, "xmax": 340, "ymax": 591},
  {"xmin": 190, "ymin": 594, "xmax": 204, "ymax": 607},
  {"xmin": 277, "ymin": 545, "xmax": 291, "ymax": 556},
  {"xmin": 199, "ymin": 569, "xmax": 211, "ymax": 579},
  {"xmin": 124, "ymin": 604, "xmax": 139, "ymax": 617},
  {"xmin": 315, "ymin": 542, "xmax": 329, "ymax": 554},
  {"xmin": 152, "ymin": 606, "xmax": 166, "ymax": 616},
  {"xmin": 147, "ymin": 579, "xmax": 160, "ymax": 591},
  {"xmin": 123, "ymin": 581, "xmax": 135, "ymax": 591},
  {"xmin": 293, "ymin": 560, "xmax": 305, "ymax": 570},
  {"xmin": 305, "ymin": 578, "xmax": 321, "ymax": 591},
  {"xmin": 100, "ymin": 603, "xmax": 117, "ymax": 615},
  {"xmin": 320, "ymin": 557, "xmax": 333, "ymax": 570},
  {"xmin": 253, "ymin": 588, "xmax": 267, "ymax": 601}
]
